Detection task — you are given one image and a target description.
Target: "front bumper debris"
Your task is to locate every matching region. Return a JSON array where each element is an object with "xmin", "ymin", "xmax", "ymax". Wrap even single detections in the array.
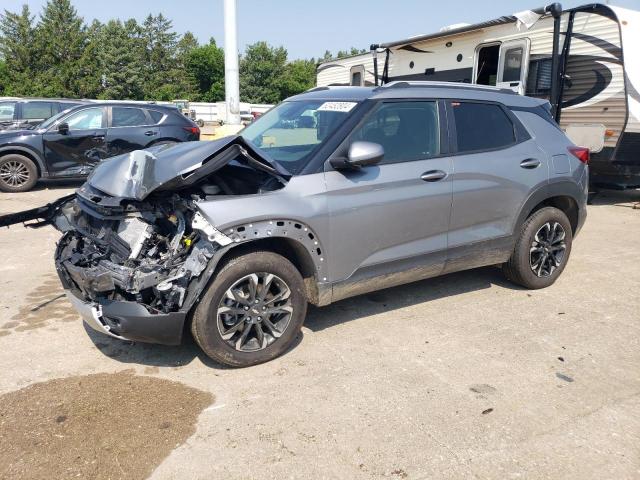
[{"xmin": 63, "ymin": 287, "xmax": 186, "ymax": 346}]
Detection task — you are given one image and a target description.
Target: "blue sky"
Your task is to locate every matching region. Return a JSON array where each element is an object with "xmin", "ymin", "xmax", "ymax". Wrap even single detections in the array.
[{"xmin": 3, "ymin": 0, "xmax": 639, "ymax": 59}]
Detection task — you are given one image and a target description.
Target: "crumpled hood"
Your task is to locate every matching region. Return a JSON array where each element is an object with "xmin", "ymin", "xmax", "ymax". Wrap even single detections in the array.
[{"xmin": 86, "ymin": 136, "xmax": 288, "ymax": 201}]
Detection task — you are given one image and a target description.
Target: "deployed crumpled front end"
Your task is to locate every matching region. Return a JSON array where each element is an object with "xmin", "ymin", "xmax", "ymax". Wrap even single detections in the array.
[{"xmin": 0, "ymin": 139, "xmax": 287, "ymax": 344}]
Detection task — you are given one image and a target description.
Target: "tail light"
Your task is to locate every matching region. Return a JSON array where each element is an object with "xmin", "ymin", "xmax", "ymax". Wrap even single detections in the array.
[
  {"xmin": 568, "ymin": 146, "xmax": 589, "ymax": 164},
  {"xmin": 183, "ymin": 126, "xmax": 200, "ymax": 136}
]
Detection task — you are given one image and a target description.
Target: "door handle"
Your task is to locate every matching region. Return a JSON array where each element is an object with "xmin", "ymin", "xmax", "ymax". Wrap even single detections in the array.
[
  {"xmin": 420, "ymin": 170, "xmax": 447, "ymax": 182},
  {"xmin": 520, "ymin": 158, "xmax": 540, "ymax": 169},
  {"xmin": 92, "ymin": 134, "xmax": 105, "ymax": 141},
  {"xmin": 144, "ymin": 130, "xmax": 158, "ymax": 136}
]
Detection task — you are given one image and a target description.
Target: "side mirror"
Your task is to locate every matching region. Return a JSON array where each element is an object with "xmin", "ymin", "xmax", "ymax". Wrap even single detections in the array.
[
  {"xmin": 331, "ymin": 141, "xmax": 384, "ymax": 170},
  {"xmin": 57, "ymin": 122, "xmax": 69, "ymax": 134}
]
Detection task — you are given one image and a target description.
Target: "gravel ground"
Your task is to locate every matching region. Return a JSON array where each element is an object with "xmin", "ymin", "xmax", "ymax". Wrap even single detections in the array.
[{"xmin": 0, "ymin": 183, "xmax": 638, "ymax": 480}]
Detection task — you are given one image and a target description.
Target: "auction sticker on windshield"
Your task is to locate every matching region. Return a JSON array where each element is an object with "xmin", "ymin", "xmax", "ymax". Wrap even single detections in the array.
[{"xmin": 317, "ymin": 102, "xmax": 357, "ymax": 113}]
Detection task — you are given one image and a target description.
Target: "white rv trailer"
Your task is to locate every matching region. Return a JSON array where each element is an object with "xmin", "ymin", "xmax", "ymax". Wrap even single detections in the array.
[{"xmin": 316, "ymin": 3, "xmax": 640, "ymax": 189}]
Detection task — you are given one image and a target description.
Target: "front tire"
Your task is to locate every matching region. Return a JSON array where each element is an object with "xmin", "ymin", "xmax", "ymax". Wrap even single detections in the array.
[
  {"xmin": 503, "ymin": 207, "xmax": 573, "ymax": 289},
  {"xmin": 0, "ymin": 154, "xmax": 38, "ymax": 192},
  {"xmin": 192, "ymin": 251, "xmax": 307, "ymax": 367}
]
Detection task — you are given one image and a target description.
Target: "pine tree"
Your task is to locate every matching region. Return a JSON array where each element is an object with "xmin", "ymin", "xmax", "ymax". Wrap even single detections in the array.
[
  {"xmin": 172, "ymin": 31, "xmax": 199, "ymax": 99},
  {"xmin": 75, "ymin": 19, "xmax": 103, "ymax": 98},
  {"xmin": 96, "ymin": 19, "xmax": 145, "ymax": 100},
  {"xmin": 34, "ymin": 0, "xmax": 87, "ymax": 97},
  {"xmin": 142, "ymin": 13, "xmax": 178, "ymax": 99},
  {"xmin": 0, "ymin": 5, "xmax": 37, "ymax": 95}
]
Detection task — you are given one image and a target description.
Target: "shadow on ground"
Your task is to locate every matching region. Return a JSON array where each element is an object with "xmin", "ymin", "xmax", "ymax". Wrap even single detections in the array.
[
  {"xmin": 589, "ymin": 188, "xmax": 640, "ymax": 207},
  {"xmin": 32, "ymin": 179, "xmax": 85, "ymax": 191},
  {"xmin": 86, "ymin": 265, "xmax": 516, "ymax": 368}
]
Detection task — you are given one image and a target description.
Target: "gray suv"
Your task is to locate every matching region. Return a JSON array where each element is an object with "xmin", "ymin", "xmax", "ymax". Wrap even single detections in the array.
[{"xmin": 0, "ymin": 82, "xmax": 588, "ymax": 367}]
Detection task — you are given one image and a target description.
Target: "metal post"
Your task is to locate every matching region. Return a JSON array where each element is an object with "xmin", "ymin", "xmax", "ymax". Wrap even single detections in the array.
[
  {"xmin": 546, "ymin": 2, "xmax": 563, "ymax": 120},
  {"xmin": 371, "ymin": 44, "xmax": 379, "ymax": 86},
  {"xmin": 224, "ymin": 0, "xmax": 240, "ymax": 125}
]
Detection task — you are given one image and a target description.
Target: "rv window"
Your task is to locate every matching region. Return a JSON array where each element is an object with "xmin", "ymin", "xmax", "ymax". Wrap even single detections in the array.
[
  {"xmin": 451, "ymin": 102, "xmax": 515, "ymax": 152},
  {"xmin": 502, "ymin": 47, "xmax": 523, "ymax": 83},
  {"xmin": 475, "ymin": 44, "xmax": 500, "ymax": 86},
  {"xmin": 526, "ymin": 58, "xmax": 552, "ymax": 96},
  {"xmin": 350, "ymin": 101, "xmax": 440, "ymax": 164}
]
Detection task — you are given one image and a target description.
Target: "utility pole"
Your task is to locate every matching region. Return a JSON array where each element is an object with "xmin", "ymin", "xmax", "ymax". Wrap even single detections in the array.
[{"xmin": 223, "ymin": 0, "xmax": 241, "ymax": 126}]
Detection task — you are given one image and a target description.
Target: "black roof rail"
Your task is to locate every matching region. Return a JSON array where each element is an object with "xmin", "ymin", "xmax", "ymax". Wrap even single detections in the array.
[{"xmin": 375, "ymin": 81, "xmax": 516, "ymax": 95}]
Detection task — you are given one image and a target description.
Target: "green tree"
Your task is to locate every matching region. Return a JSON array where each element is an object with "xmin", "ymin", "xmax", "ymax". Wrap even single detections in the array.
[
  {"xmin": 96, "ymin": 19, "xmax": 146, "ymax": 100},
  {"xmin": 0, "ymin": 5, "xmax": 37, "ymax": 96},
  {"xmin": 142, "ymin": 13, "xmax": 178, "ymax": 99},
  {"xmin": 277, "ymin": 59, "xmax": 316, "ymax": 99},
  {"xmin": 0, "ymin": 59, "xmax": 7, "ymax": 95},
  {"xmin": 186, "ymin": 39, "xmax": 225, "ymax": 102},
  {"xmin": 240, "ymin": 41, "xmax": 287, "ymax": 104},
  {"xmin": 33, "ymin": 0, "xmax": 87, "ymax": 97},
  {"xmin": 74, "ymin": 19, "xmax": 103, "ymax": 98},
  {"xmin": 172, "ymin": 31, "xmax": 199, "ymax": 99}
]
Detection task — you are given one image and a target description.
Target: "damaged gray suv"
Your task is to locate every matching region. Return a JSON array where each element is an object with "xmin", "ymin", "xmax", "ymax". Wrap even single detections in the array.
[{"xmin": 0, "ymin": 82, "xmax": 588, "ymax": 367}]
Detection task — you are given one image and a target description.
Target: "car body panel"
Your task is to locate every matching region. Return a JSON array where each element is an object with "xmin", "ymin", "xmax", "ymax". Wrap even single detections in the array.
[
  {"xmin": 43, "ymin": 117, "xmax": 109, "ymax": 176},
  {"xmin": 323, "ymin": 157, "xmax": 453, "ymax": 283},
  {"xmin": 0, "ymin": 84, "xmax": 588, "ymax": 348},
  {"xmin": 0, "ymin": 102, "xmax": 200, "ymax": 183}
]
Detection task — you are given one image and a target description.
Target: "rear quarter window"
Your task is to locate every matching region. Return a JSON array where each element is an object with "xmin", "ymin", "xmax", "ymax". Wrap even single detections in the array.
[
  {"xmin": 148, "ymin": 110, "xmax": 165, "ymax": 124},
  {"xmin": 451, "ymin": 102, "xmax": 515, "ymax": 153}
]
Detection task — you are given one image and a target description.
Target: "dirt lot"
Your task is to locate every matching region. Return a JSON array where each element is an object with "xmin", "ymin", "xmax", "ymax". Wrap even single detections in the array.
[{"xmin": 0, "ymin": 182, "xmax": 638, "ymax": 480}]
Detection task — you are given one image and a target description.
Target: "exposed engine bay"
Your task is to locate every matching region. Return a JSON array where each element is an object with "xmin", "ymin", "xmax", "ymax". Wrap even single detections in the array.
[{"xmin": 54, "ymin": 149, "xmax": 285, "ymax": 315}]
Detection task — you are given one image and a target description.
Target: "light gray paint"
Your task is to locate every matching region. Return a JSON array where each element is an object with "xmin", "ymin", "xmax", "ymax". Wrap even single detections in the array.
[{"xmin": 187, "ymin": 85, "xmax": 587, "ymax": 305}]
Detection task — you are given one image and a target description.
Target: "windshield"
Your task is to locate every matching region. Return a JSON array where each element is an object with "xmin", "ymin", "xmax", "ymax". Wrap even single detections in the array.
[
  {"xmin": 37, "ymin": 108, "xmax": 73, "ymax": 130},
  {"xmin": 240, "ymin": 99, "xmax": 359, "ymax": 174}
]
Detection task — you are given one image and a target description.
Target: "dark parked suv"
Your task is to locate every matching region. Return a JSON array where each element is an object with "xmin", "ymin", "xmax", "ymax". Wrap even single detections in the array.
[
  {"xmin": 0, "ymin": 98, "xmax": 86, "ymax": 131},
  {"xmin": 0, "ymin": 82, "xmax": 588, "ymax": 367},
  {"xmin": 0, "ymin": 102, "xmax": 200, "ymax": 192}
]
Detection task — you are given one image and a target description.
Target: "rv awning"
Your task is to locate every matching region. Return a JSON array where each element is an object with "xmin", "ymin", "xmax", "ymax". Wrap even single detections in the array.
[{"xmin": 378, "ymin": 7, "xmax": 547, "ymax": 49}]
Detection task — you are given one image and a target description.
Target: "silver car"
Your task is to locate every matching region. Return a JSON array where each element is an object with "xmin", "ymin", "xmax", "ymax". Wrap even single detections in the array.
[{"xmin": 0, "ymin": 82, "xmax": 588, "ymax": 367}]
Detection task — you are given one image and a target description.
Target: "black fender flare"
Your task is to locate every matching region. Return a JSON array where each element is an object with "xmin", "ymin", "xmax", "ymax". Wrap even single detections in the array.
[
  {"xmin": 0, "ymin": 145, "xmax": 48, "ymax": 177},
  {"xmin": 513, "ymin": 181, "xmax": 586, "ymax": 234},
  {"xmin": 182, "ymin": 218, "xmax": 330, "ymax": 312}
]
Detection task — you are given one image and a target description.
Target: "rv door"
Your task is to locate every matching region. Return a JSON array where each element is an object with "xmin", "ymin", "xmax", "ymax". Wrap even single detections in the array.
[
  {"xmin": 350, "ymin": 65, "xmax": 365, "ymax": 86},
  {"xmin": 496, "ymin": 39, "xmax": 530, "ymax": 95}
]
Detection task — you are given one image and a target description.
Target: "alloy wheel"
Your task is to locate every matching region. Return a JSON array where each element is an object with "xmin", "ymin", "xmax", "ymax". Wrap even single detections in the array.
[
  {"xmin": 530, "ymin": 221, "xmax": 567, "ymax": 277},
  {"xmin": 0, "ymin": 160, "xmax": 30, "ymax": 187},
  {"xmin": 217, "ymin": 272, "xmax": 293, "ymax": 352}
]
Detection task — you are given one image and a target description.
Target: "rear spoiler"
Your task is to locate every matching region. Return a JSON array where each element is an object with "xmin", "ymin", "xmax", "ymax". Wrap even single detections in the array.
[{"xmin": 0, "ymin": 193, "xmax": 76, "ymax": 228}]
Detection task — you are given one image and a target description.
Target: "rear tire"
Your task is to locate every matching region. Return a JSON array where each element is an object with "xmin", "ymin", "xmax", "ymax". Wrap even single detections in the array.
[
  {"xmin": 503, "ymin": 207, "xmax": 573, "ymax": 289},
  {"xmin": 191, "ymin": 251, "xmax": 307, "ymax": 367},
  {"xmin": 0, "ymin": 154, "xmax": 38, "ymax": 192}
]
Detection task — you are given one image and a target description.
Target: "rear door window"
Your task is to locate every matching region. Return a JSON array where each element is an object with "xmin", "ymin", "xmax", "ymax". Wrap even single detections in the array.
[
  {"xmin": 350, "ymin": 101, "xmax": 440, "ymax": 163},
  {"xmin": 451, "ymin": 102, "xmax": 515, "ymax": 153},
  {"xmin": 22, "ymin": 102, "xmax": 55, "ymax": 120},
  {"xmin": 111, "ymin": 107, "xmax": 148, "ymax": 127}
]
